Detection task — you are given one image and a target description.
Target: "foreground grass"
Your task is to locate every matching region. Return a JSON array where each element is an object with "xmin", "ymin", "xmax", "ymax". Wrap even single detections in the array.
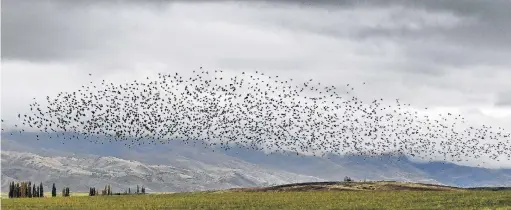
[{"xmin": 3, "ymin": 191, "xmax": 511, "ymax": 210}]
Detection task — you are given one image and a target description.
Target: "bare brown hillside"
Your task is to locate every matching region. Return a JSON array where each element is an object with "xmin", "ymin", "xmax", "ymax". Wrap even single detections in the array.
[{"xmin": 222, "ymin": 181, "xmax": 468, "ymax": 192}]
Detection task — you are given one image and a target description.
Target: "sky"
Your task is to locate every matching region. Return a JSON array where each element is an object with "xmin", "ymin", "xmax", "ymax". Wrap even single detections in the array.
[{"xmin": 2, "ymin": 0, "xmax": 511, "ymax": 167}]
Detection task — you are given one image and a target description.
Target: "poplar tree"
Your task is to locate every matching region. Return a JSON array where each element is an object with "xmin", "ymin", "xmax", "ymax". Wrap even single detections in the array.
[
  {"xmin": 32, "ymin": 184, "xmax": 37, "ymax": 198},
  {"xmin": 20, "ymin": 182, "xmax": 25, "ymax": 198},
  {"xmin": 39, "ymin": 182, "xmax": 44, "ymax": 197},
  {"xmin": 28, "ymin": 182, "xmax": 32, "ymax": 198},
  {"xmin": 16, "ymin": 183, "xmax": 20, "ymax": 198},
  {"xmin": 8, "ymin": 182, "xmax": 13, "ymax": 198},
  {"xmin": 52, "ymin": 183, "xmax": 57, "ymax": 197},
  {"xmin": 19, "ymin": 182, "xmax": 23, "ymax": 198}
]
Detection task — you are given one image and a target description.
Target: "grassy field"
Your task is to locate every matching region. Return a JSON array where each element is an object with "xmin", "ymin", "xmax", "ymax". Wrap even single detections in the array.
[{"xmin": 2, "ymin": 190, "xmax": 511, "ymax": 210}]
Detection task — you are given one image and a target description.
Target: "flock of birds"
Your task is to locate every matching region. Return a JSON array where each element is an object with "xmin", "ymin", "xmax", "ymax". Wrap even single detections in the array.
[{"xmin": 2, "ymin": 69, "xmax": 510, "ymax": 166}]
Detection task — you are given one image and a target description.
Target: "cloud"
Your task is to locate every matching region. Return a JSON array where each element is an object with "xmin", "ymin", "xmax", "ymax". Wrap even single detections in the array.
[{"xmin": 496, "ymin": 91, "xmax": 511, "ymax": 107}]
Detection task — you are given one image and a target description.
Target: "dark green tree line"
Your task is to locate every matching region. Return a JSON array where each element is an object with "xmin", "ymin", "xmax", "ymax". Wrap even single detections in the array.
[{"xmin": 8, "ymin": 181, "xmax": 51, "ymax": 198}]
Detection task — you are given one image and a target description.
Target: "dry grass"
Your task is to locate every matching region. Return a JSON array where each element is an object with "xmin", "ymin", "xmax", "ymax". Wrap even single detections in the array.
[{"xmin": 2, "ymin": 189, "xmax": 511, "ymax": 209}]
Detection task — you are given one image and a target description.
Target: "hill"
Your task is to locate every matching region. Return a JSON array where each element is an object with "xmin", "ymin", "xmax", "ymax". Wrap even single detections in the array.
[
  {"xmin": 1, "ymin": 150, "xmax": 321, "ymax": 193},
  {"xmin": 224, "ymin": 181, "xmax": 466, "ymax": 192}
]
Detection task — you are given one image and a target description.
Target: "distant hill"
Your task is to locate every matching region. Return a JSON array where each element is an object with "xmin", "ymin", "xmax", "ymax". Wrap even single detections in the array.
[
  {"xmin": 2, "ymin": 131, "xmax": 511, "ymax": 193},
  {"xmin": 224, "ymin": 181, "xmax": 465, "ymax": 192},
  {"xmin": 1, "ymin": 150, "xmax": 322, "ymax": 193},
  {"xmin": 223, "ymin": 181, "xmax": 511, "ymax": 192}
]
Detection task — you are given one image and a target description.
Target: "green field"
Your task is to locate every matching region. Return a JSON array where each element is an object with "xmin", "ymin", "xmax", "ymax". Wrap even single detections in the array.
[{"xmin": 3, "ymin": 190, "xmax": 511, "ymax": 210}]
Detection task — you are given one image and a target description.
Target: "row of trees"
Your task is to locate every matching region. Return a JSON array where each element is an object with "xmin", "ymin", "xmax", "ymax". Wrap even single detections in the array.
[
  {"xmin": 101, "ymin": 185, "xmax": 146, "ymax": 196},
  {"xmin": 9, "ymin": 182, "xmax": 74, "ymax": 198},
  {"xmin": 89, "ymin": 184, "xmax": 147, "ymax": 196},
  {"xmin": 8, "ymin": 181, "xmax": 44, "ymax": 198},
  {"xmin": 9, "ymin": 182, "xmax": 147, "ymax": 198}
]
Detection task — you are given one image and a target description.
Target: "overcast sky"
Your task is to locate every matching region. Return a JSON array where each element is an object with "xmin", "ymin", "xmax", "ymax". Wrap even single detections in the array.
[{"xmin": 2, "ymin": 0, "xmax": 511, "ymax": 167}]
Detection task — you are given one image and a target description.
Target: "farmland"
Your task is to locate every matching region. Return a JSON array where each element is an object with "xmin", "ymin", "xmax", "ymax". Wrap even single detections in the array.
[{"xmin": 3, "ymin": 182, "xmax": 511, "ymax": 210}]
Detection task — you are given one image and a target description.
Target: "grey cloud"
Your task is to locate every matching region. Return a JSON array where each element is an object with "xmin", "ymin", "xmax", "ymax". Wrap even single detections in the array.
[
  {"xmin": 3, "ymin": 0, "xmax": 511, "ymax": 64},
  {"xmin": 1, "ymin": 0, "xmax": 510, "ymax": 107},
  {"xmin": 2, "ymin": 0, "xmax": 95, "ymax": 62},
  {"xmin": 1, "ymin": 0, "xmax": 170, "ymax": 62},
  {"xmin": 227, "ymin": 0, "xmax": 511, "ymax": 73},
  {"xmin": 359, "ymin": 1, "xmax": 511, "ymax": 52},
  {"xmin": 246, "ymin": 0, "xmax": 511, "ymax": 70},
  {"xmin": 496, "ymin": 91, "xmax": 511, "ymax": 107}
]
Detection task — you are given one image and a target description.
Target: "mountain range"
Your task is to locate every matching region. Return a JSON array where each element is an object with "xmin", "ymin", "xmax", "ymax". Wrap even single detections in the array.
[{"xmin": 2, "ymin": 132, "xmax": 510, "ymax": 192}]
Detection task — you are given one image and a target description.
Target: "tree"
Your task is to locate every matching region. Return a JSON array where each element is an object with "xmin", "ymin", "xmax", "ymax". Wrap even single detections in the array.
[
  {"xmin": 25, "ymin": 182, "xmax": 30, "ymax": 197},
  {"xmin": 11, "ymin": 182, "xmax": 15, "ymax": 198},
  {"xmin": 13, "ymin": 181, "xmax": 16, "ymax": 198},
  {"xmin": 11, "ymin": 182, "xmax": 14, "ymax": 198},
  {"xmin": 16, "ymin": 183, "xmax": 20, "ymax": 198},
  {"xmin": 39, "ymin": 182, "xmax": 44, "ymax": 197},
  {"xmin": 89, "ymin": 187, "xmax": 98, "ymax": 196},
  {"xmin": 52, "ymin": 183, "xmax": 57, "ymax": 197},
  {"xmin": 344, "ymin": 176, "xmax": 353, "ymax": 182},
  {"xmin": 19, "ymin": 182, "xmax": 24, "ymax": 198},
  {"xmin": 141, "ymin": 186, "xmax": 145, "ymax": 194},
  {"xmin": 8, "ymin": 182, "xmax": 13, "ymax": 198},
  {"xmin": 20, "ymin": 182, "xmax": 26, "ymax": 198},
  {"xmin": 137, "ymin": 185, "xmax": 140, "ymax": 194},
  {"xmin": 28, "ymin": 182, "xmax": 32, "ymax": 198},
  {"xmin": 32, "ymin": 184, "xmax": 37, "ymax": 198},
  {"xmin": 62, "ymin": 187, "xmax": 70, "ymax": 197},
  {"xmin": 128, "ymin": 188, "xmax": 131, "ymax": 194}
]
